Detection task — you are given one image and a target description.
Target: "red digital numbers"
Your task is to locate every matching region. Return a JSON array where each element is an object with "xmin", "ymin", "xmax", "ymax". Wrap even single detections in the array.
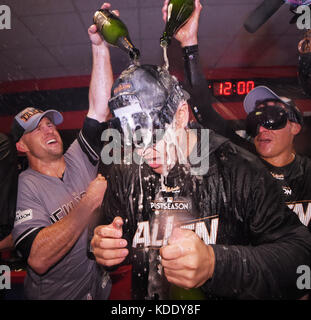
[
  {"xmin": 246, "ymin": 81, "xmax": 255, "ymax": 93},
  {"xmin": 237, "ymin": 81, "xmax": 245, "ymax": 95},
  {"xmin": 218, "ymin": 82, "xmax": 232, "ymax": 95},
  {"xmin": 237, "ymin": 81, "xmax": 255, "ymax": 95},
  {"xmin": 213, "ymin": 80, "xmax": 255, "ymax": 96},
  {"xmin": 223, "ymin": 82, "xmax": 232, "ymax": 95}
]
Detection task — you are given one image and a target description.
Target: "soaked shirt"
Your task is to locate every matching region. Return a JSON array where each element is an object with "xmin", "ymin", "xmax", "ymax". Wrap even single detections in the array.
[{"xmin": 98, "ymin": 131, "xmax": 311, "ymax": 300}]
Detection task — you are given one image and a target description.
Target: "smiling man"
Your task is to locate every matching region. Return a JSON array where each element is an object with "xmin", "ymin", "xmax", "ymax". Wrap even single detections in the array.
[
  {"xmin": 9, "ymin": 1, "xmax": 115, "ymax": 300},
  {"xmin": 13, "ymin": 109, "xmax": 65, "ymax": 173},
  {"xmin": 10, "ymin": 106, "xmax": 110, "ymax": 300}
]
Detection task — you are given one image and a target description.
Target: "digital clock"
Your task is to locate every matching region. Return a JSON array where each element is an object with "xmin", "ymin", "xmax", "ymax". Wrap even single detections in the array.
[{"xmin": 212, "ymin": 80, "xmax": 255, "ymax": 96}]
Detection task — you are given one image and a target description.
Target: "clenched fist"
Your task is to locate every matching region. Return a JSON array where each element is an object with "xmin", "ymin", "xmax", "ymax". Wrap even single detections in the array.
[{"xmin": 91, "ymin": 216, "xmax": 129, "ymax": 267}]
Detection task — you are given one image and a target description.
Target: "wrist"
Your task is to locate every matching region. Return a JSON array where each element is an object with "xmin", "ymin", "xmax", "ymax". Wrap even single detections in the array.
[
  {"xmin": 81, "ymin": 192, "xmax": 101, "ymax": 213},
  {"xmin": 180, "ymin": 38, "xmax": 198, "ymax": 48},
  {"xmin": 92, "ymin": 43, "xmax": 110, "ymax": 58}
]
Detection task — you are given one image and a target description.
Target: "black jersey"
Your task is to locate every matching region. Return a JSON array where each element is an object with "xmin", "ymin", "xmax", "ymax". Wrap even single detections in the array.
[
  {"xmin": 99, "ymin": 130, "xmax": 311, "ymax": 300},
  {"xmin": 0, "ymin": 133, "xmax": 18, "ymax": 240},
  {"xmin": 261, "ymin": 155, "xmax": 311, "ymax": 230},
  {"xmin": 183, "ymin": 45, "xmax": 311, "ymax": 231}
]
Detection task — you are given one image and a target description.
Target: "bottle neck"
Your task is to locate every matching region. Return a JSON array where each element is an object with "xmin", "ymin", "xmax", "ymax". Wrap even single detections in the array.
[
  {"xmin": 117, "ymin": 36, "xmax": 140, "ymax": 60},
  {"xmin": 160, "ymin": 32, "xmax": 171, "ymax": 48}
]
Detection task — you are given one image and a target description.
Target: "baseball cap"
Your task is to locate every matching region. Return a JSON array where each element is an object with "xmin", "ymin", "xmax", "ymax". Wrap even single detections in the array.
[
  {"xmin": 108, "ymin": 64, "xmax": 190, "ymax": 146},
  {"xmin": 243, "ymin": 85, "xmax": 303, "ymax": 125},
  {"xmin": 11, "ymin": 107, "xmax": 63, "ymax": 142}
]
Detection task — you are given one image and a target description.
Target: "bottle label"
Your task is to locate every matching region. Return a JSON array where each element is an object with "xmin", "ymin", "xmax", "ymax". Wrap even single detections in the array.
[
  {"xmin": 120, "ymin": 37, "xmax": 134, "ymax": 49},
  {"xmin": 93, "ymin": 10, "xmax": 109, "ymax": 30}
]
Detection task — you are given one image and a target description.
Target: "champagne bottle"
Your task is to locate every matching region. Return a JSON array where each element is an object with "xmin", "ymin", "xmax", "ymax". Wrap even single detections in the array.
[
  {"xmin": 160, "ymin": 0, "xmax": 195, "ymax": 48},
  {"xmin": 170, "ymin": 284, "xmax": 206, "ymax": 300},
  {"xmin": 93, "ymin": 9, "xmax": 140, "ymax": 62}
]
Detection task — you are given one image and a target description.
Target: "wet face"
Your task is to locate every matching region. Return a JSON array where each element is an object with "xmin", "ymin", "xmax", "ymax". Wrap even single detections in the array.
[
  {"xmin": 21, "ymin": 117, "xmax": 63, "ymax": 160},
  {"xmin": 253, "ymin": 101, "xmax": 300, "ymax": 162},
  {"xmin": 135, "ymin": 101, "xmax": 191, "ymax": 175},
  {"xmin": 136, "ymin": 130, "xmax": 178, "ymax": 175}
]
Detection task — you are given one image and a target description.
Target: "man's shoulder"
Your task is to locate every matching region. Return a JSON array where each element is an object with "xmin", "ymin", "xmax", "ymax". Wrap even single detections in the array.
[
  {"xmin": 298, "ymin": 154, "xmax": 311, "ymax": 169},
  {"xmin": 100, "ymin": 161, "xmax": 140, "ymax": 181},
  {"xmin": 18, "ymin": 168, "xmax": 42, "ymax": 186},
  {"xmin": 211, "ymin": 132, "xmax": 265, "ymax": 172},
  {"xmin": 293, "ymin": 154, "xmax": 311, "ymax": 182}
]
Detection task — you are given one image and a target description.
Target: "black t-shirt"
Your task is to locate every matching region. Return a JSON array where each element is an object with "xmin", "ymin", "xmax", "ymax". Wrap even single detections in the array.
[
  {"xmin": 0, "ymin": 133, "xmax": 18, "ymax": 241},
  {"xmin": 262, "ymin": 155, "xmax": 311, "ymax": 230},
  {"xmin": 183, "ymin": 45, "xmax": 311, "ymax": 231},
  {"xmin": 98, "ymin": 130, "xmax": 311, "ymax": 300}
]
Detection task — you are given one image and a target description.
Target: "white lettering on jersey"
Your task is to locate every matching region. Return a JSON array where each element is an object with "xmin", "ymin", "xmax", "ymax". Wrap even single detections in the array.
[
  {"xmin": 132, "ymin": 221, "xmax": 151, "ymax": 248},
  {"xmin": 50, "ymin": 191, "xmax": 86, "ymax": 223},
  {"xmin": 282, "ymin": 186, "xmax": 292, "ymax": 196},
  {"xmin": 132, "ymin": 216, "xmax": 219, "ymax": 248},
  {"xmin": 287, "ymin": 202, "xmax": 311, "ymax": 227},
  {"xmin": 14, "ymin": 209, "xmax": 33, "ymax": 226}
]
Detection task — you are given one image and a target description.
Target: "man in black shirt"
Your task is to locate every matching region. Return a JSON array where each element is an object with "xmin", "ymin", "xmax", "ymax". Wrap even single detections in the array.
[
  {"xmin": 90, "ymin": 37, "xmax": 311, "ymax": 299},
  {"xmin": 174, "ymin": 0, "xmax": 311, "ymax": 233}
]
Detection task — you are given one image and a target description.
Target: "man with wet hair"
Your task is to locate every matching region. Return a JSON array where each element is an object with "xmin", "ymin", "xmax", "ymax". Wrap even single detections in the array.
[{"xmin": 89, "ymin": 58, "xmax": 311, "ymax": 299}]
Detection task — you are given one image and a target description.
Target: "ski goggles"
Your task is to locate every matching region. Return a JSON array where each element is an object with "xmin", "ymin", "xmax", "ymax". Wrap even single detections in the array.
[
  {"xmin": 246, "ymin": 105, "xmax": 290, "ymax": 137},
  {"xmin": 109, "ymin": 94, "xmax": 166, "ymax": 148}
]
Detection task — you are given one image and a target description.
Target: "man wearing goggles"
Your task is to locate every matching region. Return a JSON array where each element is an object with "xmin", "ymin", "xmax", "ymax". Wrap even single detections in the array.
[
  {"xmin": 175, "ymin": 0, "xmax": 311, "ymax": 243},
  {"xmin": 244, "ymin": 87, "xmax": 303, "ymax": 167}
]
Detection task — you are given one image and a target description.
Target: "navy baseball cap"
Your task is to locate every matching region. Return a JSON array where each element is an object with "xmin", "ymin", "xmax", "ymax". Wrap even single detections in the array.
[
  {"xmin": 11, "ymin": 107, "xmax": 63, "ymax": 142},
  {"xmin": 243, "ymin": 86, "xmax": 303, "ymax": 125}
]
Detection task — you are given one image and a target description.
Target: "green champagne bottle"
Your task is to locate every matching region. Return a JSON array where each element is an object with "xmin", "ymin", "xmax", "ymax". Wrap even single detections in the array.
[
  {"xmin": 160, "ymin": 0, "xmax": 195, "ymax": 48},
  {"xmin": 170, "ymin": 284, "xmax": 206, "ymax": 300},
  {"xmin": 93, "ymin": 9, "xmax": 140, "ymax": 62}
]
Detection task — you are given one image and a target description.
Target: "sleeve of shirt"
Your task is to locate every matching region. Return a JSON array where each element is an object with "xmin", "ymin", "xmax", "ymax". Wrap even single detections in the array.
[
  {"xmin": 182, "ymin": 45, "xmax": 256, "ymax": 154},
  {"xmin": 12, "ymin": 177, "xmax": 51, "ymax": 259},
  {"xmin": 202, "ymin": 155, "xmax": 311, "ymax": 299},
  {"xmin": 77, "ymin": 117, "xmax": 110, "ymax": 165}
]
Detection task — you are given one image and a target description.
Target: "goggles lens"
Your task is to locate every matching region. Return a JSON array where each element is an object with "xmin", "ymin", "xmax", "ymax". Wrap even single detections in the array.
[
  {"xmin": 246, "ymin": 105, "xmax": 288, "ymax": 137},
  {"xmin": 111, "ymin": 95, "xmax": 164, "ymax": 148}
]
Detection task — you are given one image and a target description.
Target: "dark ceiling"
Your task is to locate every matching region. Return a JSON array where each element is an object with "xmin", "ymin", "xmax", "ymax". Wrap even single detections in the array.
[{"xmin": 0, "ymin": 0, "xmax": 307, "ymax": 82}]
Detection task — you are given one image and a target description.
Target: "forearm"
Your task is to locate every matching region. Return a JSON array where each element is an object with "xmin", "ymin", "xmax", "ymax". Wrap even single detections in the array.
[
  {"xmin": 182, "ymin": 45, "xmax": 206, "ymax": 89},
  {"xmin": 28, "ymin": 195, "xmax": 98, "ymax": 274},
  {"xmin": 88, "ymin": 44, "xmax": 113, "ymax": 122},
  {"xmin": 182, "ymin": 45, "xmax": 223, "ymax": 130},
  {"xmin": 183, "ymin": 45, "xmax": 255, "ymax": 152}
]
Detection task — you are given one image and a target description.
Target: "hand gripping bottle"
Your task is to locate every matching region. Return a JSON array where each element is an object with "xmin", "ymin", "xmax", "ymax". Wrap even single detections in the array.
[
  {"xmin": 93, "ymin": 9, "xmax": 140, "ymax": 62},
  {"xmin": 160, "ymin": 0, "xmax": 195, "ymax": 48}
]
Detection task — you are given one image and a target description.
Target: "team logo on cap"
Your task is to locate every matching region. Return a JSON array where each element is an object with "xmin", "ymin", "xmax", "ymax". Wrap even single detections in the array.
[
  {"xmin": 18, "ymin": 107, "xmax": 43, "ymax": 122},
  {"xmin": 113, "ymin": 83, "xmax": 132, "ymax": 95}
]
